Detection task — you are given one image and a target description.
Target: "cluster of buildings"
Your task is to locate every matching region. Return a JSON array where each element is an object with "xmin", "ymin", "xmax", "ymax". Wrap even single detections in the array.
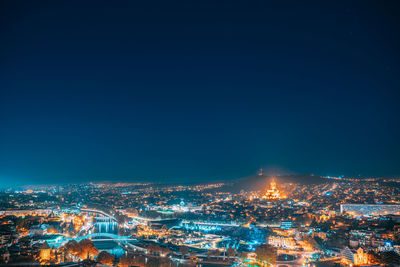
[
  {"xmin": 0, "ymin": 176, "xmax": 399, "ymax": 266},
  {"xmin": 340, "ymin": 204, "xmax": 400, "ymax": 217}
]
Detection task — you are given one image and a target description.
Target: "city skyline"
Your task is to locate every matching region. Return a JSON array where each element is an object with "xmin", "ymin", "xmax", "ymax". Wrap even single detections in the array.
[
  {"xmin": 0, "ymin": 175, "xmax": 399, "ymax": 266},
  {"xmin": 1, "ymin": 2, "xmax": 400, "ymax": 265}
]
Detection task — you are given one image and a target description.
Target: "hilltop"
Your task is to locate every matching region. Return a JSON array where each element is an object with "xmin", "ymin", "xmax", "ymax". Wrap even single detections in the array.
[{"xmin": 222, "ymin": 174, "xmax": 325, "ymax": 193}]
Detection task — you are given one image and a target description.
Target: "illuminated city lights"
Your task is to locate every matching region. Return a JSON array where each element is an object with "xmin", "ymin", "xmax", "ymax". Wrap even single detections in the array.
[
  {"xmin": 0, "ymin": 175, "xmax": 398, "ymax": 266},
  {"xmin": 261, "ymin": 179, "xmax": 286, "ymax": 200},
  {"xmin": 1, "ymin": 1, "xmax": 399, "ymax": 266}
]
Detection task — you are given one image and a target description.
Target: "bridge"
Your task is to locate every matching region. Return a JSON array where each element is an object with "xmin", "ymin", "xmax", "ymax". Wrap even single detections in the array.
[
  {"xmin": 181, "ymin": 220, "xmax": 240, "ymax": 227},
  {"xmin": 75, "ymin": 232, "xmax": 136, "ymax": 242},
  {"xmin": 180, "ymin": 220, "xmax": 240, "ymax": 231},
  {"xmin": 80, "ymin": 208, "xmax": 117, "ymax": 222},
  {"xmin": 47, "ymin": 233, "xmax": 137, "ymax": 248},
  {"xmin": 131, "ymin": 216, "xmax": 179, "ymax": 222},
  {"xmin": 95, "ymin": 217, "xmax": 116, "ymax": 222}
]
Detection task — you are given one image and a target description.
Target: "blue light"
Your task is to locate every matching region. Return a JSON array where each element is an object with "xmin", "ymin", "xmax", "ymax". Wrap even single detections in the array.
[{"xmin": 385, "ymin": 241, "xmax": 393, "ymax": 247}]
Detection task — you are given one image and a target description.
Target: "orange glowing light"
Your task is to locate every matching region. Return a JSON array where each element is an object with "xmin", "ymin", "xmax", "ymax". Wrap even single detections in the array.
[{"xmin": 261, "ymin": 179, "xmax": 286, "ymax": 200}]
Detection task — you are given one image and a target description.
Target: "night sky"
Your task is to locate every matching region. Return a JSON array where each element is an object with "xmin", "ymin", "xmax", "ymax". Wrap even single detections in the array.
[{"xmin": 1, "ymin": 1, "xmax": 400, "ymax": 186}]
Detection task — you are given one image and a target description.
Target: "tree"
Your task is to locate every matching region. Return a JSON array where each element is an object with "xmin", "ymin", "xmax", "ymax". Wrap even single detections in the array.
[
  {"xmin": 227, "ymin": 247, "xmax": 236, "ymax": 260},
  {"xmin": 64, "ymin": 240, "xmax": 81, "ymax": 259},
  {"xmin": 96, "ymin": 251, "xmax": 114, "ymax": 266},
  {"xmin": 135, "ymin": 255, "xmax": 146, "ymax": 266},
  {"xmin": 119, "ymin": 253, "xmax": 146, "ymax": 267},
  {"xmin": 147, "ymin": 257, "xmax": 173, "ymax": 267},
  {"xmin": 158, "ymin": 257, "xmax": 173, "ymax": 267},
  {"xmin": 147, "ymin": 243, "xmax": 163, "ymax": 255},
  {"xmin": 238, "ymin": 252, "xmax": 248, "ymax": 259},
  {"xmin": 119, "ymin": 253, "xmax": 136, "ymax": 267},
  {"xmin": 207, "ymin": 250, "xmax": 213, "ymax": 259},
  {"xmin": 376, "ymin": 251, "xmax": 400, "ymax": 266},
  {"xmin": 255, "ymin": 244, "xmax": 277, "ymax": 266},
  {"xmin": 180, "ymin": 246, "xmax": 189, "ymax": 259},
  {"xmin": 147, "ymin": 243, "xmax": 155, "ymax": 254},
  {"xmin": 160, "ymin": 246, "xmax": 171, "ymax": 257},
  {"xmin": 77, "ymin": 239, "xmax": 98, "ymax": 260},
  {"xmin": 212, "ymin": 249, "xmax": 221, "ymax": 258}
]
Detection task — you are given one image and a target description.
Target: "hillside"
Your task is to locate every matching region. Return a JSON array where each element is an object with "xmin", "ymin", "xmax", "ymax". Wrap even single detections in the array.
[{"xmin": 223, "ymin": 174, "xmax": 325, "ymax": 193}]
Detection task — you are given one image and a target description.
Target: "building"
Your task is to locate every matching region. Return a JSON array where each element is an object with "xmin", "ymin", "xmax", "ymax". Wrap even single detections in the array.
[
  {"xmin": 261, "ymin": 179, "xmax": 285, "ymax": 200},
  {"xmin": 280, "ymin": 221, "xmax": 293, "ymax": 230},
  {"xmin": 341, "ymin": 246, "xmax": 354, "ymax": 264},
  {"xmin": 268, "ymin": 236, "xmax": 297, "ymax": 249},
  {"xmin": 340, "ymin": 204, "xmax": 400, "ymax": 217},
  {"xmin": 354, "ymin": 248, "xmax": 369, "ymax": 265},
  {"xmin": 341, "ymin": 246, "xmax": 370, "ymax": 266},
  {"xmin": 39, "ymin": 241, "xmax": 51, "ymax": 262}
]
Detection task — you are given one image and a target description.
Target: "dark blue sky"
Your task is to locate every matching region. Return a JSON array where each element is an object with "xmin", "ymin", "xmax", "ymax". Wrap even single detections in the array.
[{"xmin": 1, "ymin": 1, "xmax": 400, "ymax": 186}]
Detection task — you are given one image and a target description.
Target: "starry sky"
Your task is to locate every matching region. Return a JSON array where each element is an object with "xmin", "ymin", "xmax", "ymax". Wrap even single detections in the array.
[{"xmin": 1, "ymin": 1, "xmax": 400, "ymax": 187}]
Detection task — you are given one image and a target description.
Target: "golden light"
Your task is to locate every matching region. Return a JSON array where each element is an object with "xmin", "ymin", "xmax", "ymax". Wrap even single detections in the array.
[{"xmin": 261, "ymin": 178, "xmax": 286, "ymax": 200}]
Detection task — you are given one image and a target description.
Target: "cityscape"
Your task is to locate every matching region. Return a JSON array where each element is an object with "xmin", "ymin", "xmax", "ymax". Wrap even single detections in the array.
[
  {"xmin": 0, "ymin": 174, "xmax": 399, "ymax": 266},
  {"xmin": 2, "ymin": 0, "xmax": 400, "ymax": 266}
]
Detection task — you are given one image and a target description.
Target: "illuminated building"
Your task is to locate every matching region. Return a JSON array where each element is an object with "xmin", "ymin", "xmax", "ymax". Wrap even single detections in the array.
[
  {"xmin": 340, "ymin": 204, "xmax": 400, "ymax": 217},
  {"xmin": 280, "ymin": 221, "xmax": 292, "ymax": 230},
  {"xmin": 341, "ymin": 246, "xmax": 354, "ymax": 265},
  {"xmin": 261, "ymin": 179, "xmax": 285, "ymax": 200},
  {"xmin": 340, "ymin": 246, "xmax": 370, "ymax": 266},
  {"xmin": 268, "ymin": 236, "xmax": 297, "ymax": 249},
  {"xmin": 354, "ymin": 248, "xmax": 369, "ymax": 265},
  {"xmin": 39, "ymin": 241, "xmax": 51, "ymax": 262}
]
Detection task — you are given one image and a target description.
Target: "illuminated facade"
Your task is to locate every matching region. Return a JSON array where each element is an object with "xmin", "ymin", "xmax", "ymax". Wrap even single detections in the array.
[
  {"xmin": 340, "ymin": 204, "xmax": 400, "ymax": 217},
  {"xmin": 354, "ymin": 248, "xmax": 369, "ymax": 265},
  {"xmin": 268, "ymin": 236, "xmax": 297, "ymax": 249},
  {"xmin": 341, "ymin": 246, "xmax": 370, "ymax": 266},
  {"xmin": 39, "ymin": 242, "xmax": 51, "ymax": 263},
  {"xmin": 262, "ymin": 179, "xmax": 285, "ymax": 200}
]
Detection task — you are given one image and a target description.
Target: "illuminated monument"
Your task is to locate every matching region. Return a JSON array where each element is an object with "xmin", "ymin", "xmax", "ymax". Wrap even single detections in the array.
[{"xmin": 262, "ymin": 179, "xmax": 285, "ymax": 200}]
